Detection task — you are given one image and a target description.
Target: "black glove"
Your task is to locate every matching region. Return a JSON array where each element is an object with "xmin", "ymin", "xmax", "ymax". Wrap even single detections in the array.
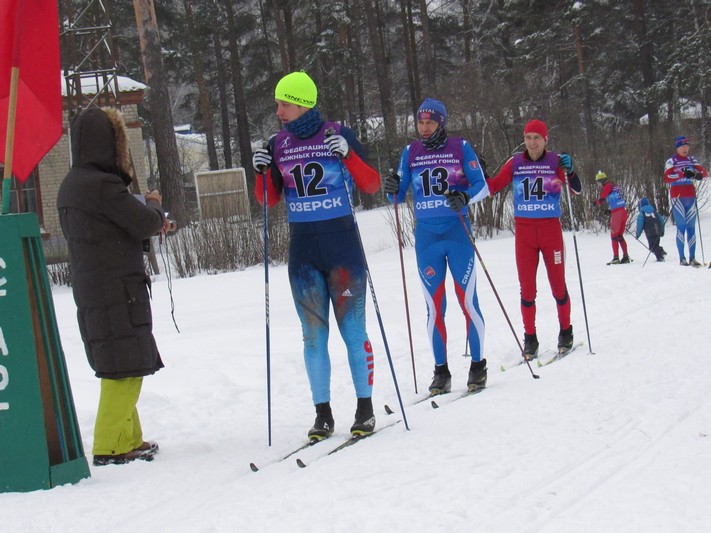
[
  {"xmin": 694, "ymin": 170, "xmax": 704, "ymax": 180},
  {"xmin": 383, "ymin": 172, "xmax": 400, "ymax": 195},
  {"xmin": 446, "ymin": 190, "xmax": 469, "ymax": 211},
  {"xmin": 478, "ymin": 154, "xmax": 489, "ymax": 179},
  {"xmin": 684, "ymin": 167, "xmax": 696, "ymax": 179}
]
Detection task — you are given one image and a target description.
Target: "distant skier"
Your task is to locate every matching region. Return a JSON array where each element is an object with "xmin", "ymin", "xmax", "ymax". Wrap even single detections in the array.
[
  {"xmin": 252, "ymin": 71, "xmax": 381, "ymax": 441},
  {"xmin": 635, "ymin": 197, "xmax": 667, "ymax": 262},
  {"xmin": 664, "ymin": 135, "xmax": 708, "ymax": 266},
  {"xmin": 592, "ymin": 171, "xmax": 630, "ymax": 265},
  {"xmin": 487, "ymin": 119, "xmax": 582, "ymax": 359},
  {"xmin": 383, "ymin": 98, "xmax": 489, "ymax": 396}
]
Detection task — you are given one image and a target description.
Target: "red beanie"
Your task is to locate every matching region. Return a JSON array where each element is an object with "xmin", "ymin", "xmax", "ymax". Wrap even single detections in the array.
[{"xmin": 524, "ymin": 119, "xmax": 548, "ymax": 140}]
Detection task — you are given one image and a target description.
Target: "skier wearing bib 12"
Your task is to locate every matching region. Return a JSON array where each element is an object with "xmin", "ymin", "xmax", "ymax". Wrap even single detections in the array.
[
  {"xmin": 592, "ymin": 171, "xmax": 630, "ymax": 264},
  {"xmin": 487, "ymin": 120, "xmax": 582, "ymax": 359},
  {"xmin": 252, "ymin": 71, "xmax": 381, "ymax": 440},
  {"xmin": 663, "ymin": 135, "xmax": 708, "ymax": 266},
  {"xmin": 383, "ymin": 98, "xmax": 489, "ymax": 396}
]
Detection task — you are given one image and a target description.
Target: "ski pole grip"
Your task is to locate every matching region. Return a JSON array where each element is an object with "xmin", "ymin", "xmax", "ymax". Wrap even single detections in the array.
[{"xmin": 325, "ymin": 127, "xmax": 336, "ymax": 137}]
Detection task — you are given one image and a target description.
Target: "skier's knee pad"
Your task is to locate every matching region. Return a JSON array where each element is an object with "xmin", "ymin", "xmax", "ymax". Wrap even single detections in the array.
[
  {"xmin": 554, "ymin": 290, "xmax": 569, "ymax": 306},
  {"xmin": 520, "ymin": 297, "xmax": 535, "ymax": 308}
]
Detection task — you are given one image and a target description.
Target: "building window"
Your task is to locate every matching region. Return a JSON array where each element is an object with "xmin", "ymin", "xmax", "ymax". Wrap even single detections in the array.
[{"xmin": 0, "ymin": 166, "xmax": 42, "ymax": 223}]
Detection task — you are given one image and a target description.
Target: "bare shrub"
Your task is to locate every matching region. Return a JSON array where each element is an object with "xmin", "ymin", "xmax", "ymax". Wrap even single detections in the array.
[
  {"xmin": 166, "ymin": 206, "xmax": 290, "ymax": 278},
  {"xmin": 380, "ymin": 195, "xmax": 415, "ymax": 248}
]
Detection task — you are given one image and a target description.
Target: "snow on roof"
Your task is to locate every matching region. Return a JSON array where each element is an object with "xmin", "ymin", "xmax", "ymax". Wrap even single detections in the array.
[{"xmin": 60, "ymin": 71, "xmax": 146, "ymax": 96}]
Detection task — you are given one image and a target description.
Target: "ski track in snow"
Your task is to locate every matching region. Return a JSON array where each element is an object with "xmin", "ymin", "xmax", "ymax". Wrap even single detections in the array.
[{"xmin": 2, "ymin": 206, "xmax": 711, "ymax": 532}]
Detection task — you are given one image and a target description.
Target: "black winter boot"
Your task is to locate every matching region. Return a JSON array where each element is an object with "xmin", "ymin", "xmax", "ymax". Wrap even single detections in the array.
[
  {"xmin": 467, "ymin": 359, "xmax": 487, "ymax": 393},
  {"xmin": 308, "ymin": 402, "xmax": 334, "ymax": 441},
  {"xmin": 428, "ymin": 363, "xmax": 452, "ymax": 395},
  {"xmin": 350, "ymin": 397, "xmax": 375, "ymax": 437},
  {"xmin": 523, "ymin": 333, "xmax": 539, "ymax": 360}
]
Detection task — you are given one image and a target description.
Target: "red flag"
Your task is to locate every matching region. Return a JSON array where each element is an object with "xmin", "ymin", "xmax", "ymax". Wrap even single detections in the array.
[{"xmin": 0, "ymin": 0, "xmax": 62, "ymax": 182}]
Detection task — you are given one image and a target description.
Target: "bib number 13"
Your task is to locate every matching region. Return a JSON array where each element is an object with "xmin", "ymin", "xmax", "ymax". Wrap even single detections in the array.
[{"xmin": 420, "ymin": 167, "xmax": 449, "ymax": 197}]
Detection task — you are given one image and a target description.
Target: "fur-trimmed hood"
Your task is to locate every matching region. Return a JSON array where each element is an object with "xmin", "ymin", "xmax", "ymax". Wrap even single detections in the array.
[{"xmin": 70, "ymin": 106, "xmax": 133, "ymax": 184}]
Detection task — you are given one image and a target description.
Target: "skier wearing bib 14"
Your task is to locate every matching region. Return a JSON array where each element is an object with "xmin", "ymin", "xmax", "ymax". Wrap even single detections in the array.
[
  {"xmin": 383, "ymin": 98, "xmax": 489, "ymax": 396},
  {"xmin": 663, "ymin": 135, "xmax": 708, "ymax": 267},
  {"xmin": 252, "ymin": 71, "xmax": 381, "ymax": 441},
  {"xmin": 487, "ymin": 120, "xmax": 582, "ymax": 359}
]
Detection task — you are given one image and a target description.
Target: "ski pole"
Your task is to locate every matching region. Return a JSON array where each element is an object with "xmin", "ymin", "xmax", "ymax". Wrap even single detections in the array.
[
  {"xmin": 258, "ymin": 144, "xmax": 273, "ymax": 446},
  {"xmin": 694, "ymin": 193, "xmax": 705, "ymax": 264},
  {"xmin": 563, "ymin": 175, "xmax": 594, "ymax": 355},
  {"xmin": 625, "ymin": 229, "xmax": 654, "ymax": 267},
  {"xmin": 326, "ymin": 128, "xmax": 410, "ymax": 430},
  {"xmin": 625, "ymin": 229, "xmax": 650, "ymax": 250},
  {"xmin": 390, "ymin": 173, "xmax": 418, "ymax": 393},
  {"xmin": 455, "ymin": 212, "xmax": 539, "ymax": 379}
]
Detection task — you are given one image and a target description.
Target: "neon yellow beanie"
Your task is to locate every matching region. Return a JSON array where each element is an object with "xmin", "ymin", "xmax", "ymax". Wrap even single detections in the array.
[
  {"xmin": 595, "ymin": 171, "xmax": 607, "ymax": 181},
  {"xmin": 274, "ymin": 71, "xmax": 317, "ymax": 108}
]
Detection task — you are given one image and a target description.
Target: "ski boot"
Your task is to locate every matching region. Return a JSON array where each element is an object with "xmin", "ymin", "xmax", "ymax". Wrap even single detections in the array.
[
  {"xmin": 523, "ymin": 333, "xmax": 539, "ymax": 360},
  {"xmin": 607, "ymin": 256, "xmax": 620, "ymax": 265},
  {"xmin": 467, "ymin": 359, "xmax": 488, "ymax": 393},
  {"xmin": 308, "ymin": 402, "xmax": 335, "ymax": 442},
  {"xmin": 558, "ymin": 325, "xmax": 574, "ymax": 354},
  {"xmin": 428, "ymin": 363, "xmax": 452, "ymax": 395},
  {"xmin": 680, "ymin": 258, "xmax": 689, "ymax": 266},
  {"xmin": 620, "ymin": 254, "xmax": 631, "ymax": 264},
  {"xmin": 350, "ymin": 397, "xmax": 375, "ymax": 437},
  {"xmin": 689, "ymin": 258, "xmax": 702, "ymax": 267}
]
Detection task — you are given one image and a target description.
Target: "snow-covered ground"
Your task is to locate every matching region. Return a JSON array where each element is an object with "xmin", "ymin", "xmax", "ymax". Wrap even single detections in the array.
[{"xmin": 2, "ymin": 206, "xmax": 710, "ymax": 532}]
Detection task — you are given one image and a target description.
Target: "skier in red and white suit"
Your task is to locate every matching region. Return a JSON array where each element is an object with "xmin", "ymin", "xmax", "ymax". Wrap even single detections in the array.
[{"xmin": 487, "ymin": 120, "xmax": 582, "ymax": 358}]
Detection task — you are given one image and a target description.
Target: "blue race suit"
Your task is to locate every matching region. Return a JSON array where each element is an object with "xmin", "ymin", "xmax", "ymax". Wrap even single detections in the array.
[{"xmin": 390, "ymin": 137, "xmax": 489, "ymax": 365}]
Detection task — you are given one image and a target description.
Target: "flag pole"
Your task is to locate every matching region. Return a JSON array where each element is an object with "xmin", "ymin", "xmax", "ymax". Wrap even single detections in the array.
[
  {"xmin": 2, "ymin": 0, "xmax": 23, "ymax": 216},
  {"xmin": 2, "ymin": 66, "xmax": 19, "ymax": 215}
]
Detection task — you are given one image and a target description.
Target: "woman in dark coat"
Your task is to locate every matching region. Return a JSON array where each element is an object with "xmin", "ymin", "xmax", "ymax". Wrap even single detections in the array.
[{"xmin": 57, "ymin": 106, "xmax": 166, "ymax": 466}]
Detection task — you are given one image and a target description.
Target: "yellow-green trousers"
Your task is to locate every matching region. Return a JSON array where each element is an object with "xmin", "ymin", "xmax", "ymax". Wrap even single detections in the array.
[{"xmin": 92, "ymin": 377, "xmax": 144, "ymax": 456}]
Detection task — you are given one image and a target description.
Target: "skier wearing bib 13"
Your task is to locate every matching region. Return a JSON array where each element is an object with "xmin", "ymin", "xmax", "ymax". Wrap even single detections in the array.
[{"xmin": 383, "ymin": 98, "xmax": 489, "ymax": 396}]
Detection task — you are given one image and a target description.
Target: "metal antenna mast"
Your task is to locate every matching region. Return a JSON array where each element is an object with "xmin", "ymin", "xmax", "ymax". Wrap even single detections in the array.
[{"xmin": 59, "ymin": 0, "xmax": 122, "ymax": 121}]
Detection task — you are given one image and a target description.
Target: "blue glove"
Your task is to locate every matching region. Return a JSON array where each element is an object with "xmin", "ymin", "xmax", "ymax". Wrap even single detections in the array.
[
  {"xmin": 446, "ymin": 190, "xmax": 469, "ymax": 211},
  {"xmin": 325, "ymin": 134, "xmax": 350, "ymax": 158},
  {"xmin": 252, "ymin": 148, "xmax": 272, "ymax": 173},
  {"xmin": 559, "ymin": 153, "xmax": 574, "ymax": 174},
  {"xmin": 384, "ymin": 172, "xmax": 400, "ymax": 195}
]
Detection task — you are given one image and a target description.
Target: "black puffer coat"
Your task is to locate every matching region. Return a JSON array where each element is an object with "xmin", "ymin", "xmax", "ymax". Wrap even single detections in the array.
[{"xmin": 57, "ymin": 107, "xmax": 165, "ymax": 379}]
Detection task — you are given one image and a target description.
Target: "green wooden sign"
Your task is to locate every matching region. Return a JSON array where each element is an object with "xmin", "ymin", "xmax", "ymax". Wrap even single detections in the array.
[{"xmin": 0, "ymin": 213, "xmax": 90, "ymax": 492}]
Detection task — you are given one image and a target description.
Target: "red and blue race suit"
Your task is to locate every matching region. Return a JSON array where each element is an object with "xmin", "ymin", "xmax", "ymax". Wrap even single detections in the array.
[
  {"xmin": 256, "ymin": 121, "xmax": 380, "ymax": 404},
  {"xmin": 664, "ymin": 153, "xmax": 708, "ymax": 261},
  {"xmin": 594, "ymin": 181, "xmax": 628, "ymax": 258}
]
